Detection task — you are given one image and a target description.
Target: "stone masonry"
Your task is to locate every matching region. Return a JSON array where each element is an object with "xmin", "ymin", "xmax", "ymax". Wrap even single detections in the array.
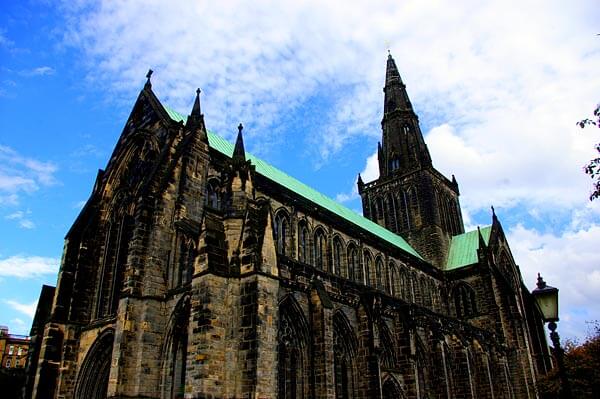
[{"xmin": 28, "ymin": 55, "xmax": 553, "ymax": 399}]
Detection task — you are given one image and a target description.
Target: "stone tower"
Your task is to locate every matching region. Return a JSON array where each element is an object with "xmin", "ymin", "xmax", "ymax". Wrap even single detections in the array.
[{"xmin": 358, "ymin": 53, "xmax": 464, "ymax": 268}]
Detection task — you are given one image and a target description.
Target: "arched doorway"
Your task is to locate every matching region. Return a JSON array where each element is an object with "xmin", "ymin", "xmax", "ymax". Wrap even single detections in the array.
[
  {"xmin": 74, "ymin": 329, "xmax": 114, "ymax": 399},
  {"xmin": 382, "ymin": 375, "xmax": 405, "ymax": 399}
]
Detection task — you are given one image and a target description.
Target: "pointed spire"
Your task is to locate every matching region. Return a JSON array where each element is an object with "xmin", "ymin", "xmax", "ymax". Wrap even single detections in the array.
[
  {"xmin": 191, "ymin": 88, "xmax": 202, "ymax": 116},
  {"xmin": 185, "ymin": 88, "xmax": 206, "ymax": 133},
  {"xmin": 233, "ymin": 123, "xmax": 246, "ymax": 162},
  {"xmin": 383, "ymin": 52, "xmax": 411, "ymax": 113},
  {"xmin": 380, "ymin": 52, "xmax": 429, "ymax": 175},
  {"xmin": 491, "ymin": 205, "xmax": 497, "ymax": 222},
  {"xmin": 357, "ymin": 173, "xmax": 364, "ymax": 192},
  {"xmin": 385, "ymin": 52, "xmax": 402, "ymax": 86},
  {"xmin": 145, "ymin": 69, "xmax": 153, "ymax": 89}
]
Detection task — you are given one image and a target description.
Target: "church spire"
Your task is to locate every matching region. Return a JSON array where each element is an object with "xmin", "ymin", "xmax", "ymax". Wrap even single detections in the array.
[
  {"xmin": 233, "ymin": 123, "xmax": 246, "ymax": 162},
  {"xmin": 380, "ymin": 52, "xmax": 431, "ymax": 176},
  {"xmin": 383, "ymin": 52, "xmax": 412, "ymax": 115}
]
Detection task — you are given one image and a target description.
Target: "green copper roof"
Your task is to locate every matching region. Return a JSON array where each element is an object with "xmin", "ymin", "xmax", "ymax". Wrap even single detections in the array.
[
  {"xmin": 445, "ymin": 226, "xmax": 492, "ymax": 270},
  {"xmin": 165, "ymin": 106, "xmax": 422, "ymax": 260}
]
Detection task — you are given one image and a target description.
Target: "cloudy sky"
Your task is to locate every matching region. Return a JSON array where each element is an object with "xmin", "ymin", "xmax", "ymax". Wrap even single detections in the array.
[{"xmin": 1, "ymin": 0, "xmax": 599, "ymax": 341}]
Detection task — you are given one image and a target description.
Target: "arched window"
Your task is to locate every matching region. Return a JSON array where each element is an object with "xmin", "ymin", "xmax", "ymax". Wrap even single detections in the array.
[
  {"xmin": 398, "ymin": 268, "xmax": 407, "ymax": 300},
  {"xmin": 363, "ymin": 252, "xmax": 372, "ymax": 286},
  {"xmin": 398, "ymin": 190, "xmax": 411, "ymax": 231},
  {"xmin": 206, "ymin": 179, "xmax": 220, "ymax": 209},
  {"xmin": 96, "ymin": 196, "xmax": 133, "ymax": 319},
  {"xmin": 169, "ymin": 234, "xmax": 195, "ymax": 289},
  {"xmin": 389, "ymin": 262, "xmax": 399, "ymax": 297},
  {"xmin": 375, "ymin": 197, "xmax": 384, "ymax": 221},
  {"xmin": 382, "ymin": 377, "xmax": 405, "ymax": 399},
  {"xmin": 333, "ymin": 237, "xmax": 344, "ymax": 276},
  {"xmin": 314, "ymin": 228, "xmax": 327, "ymax": 270},
  {"xmin": 386, "ymin": 193, "xmax": 398, "ymax": 232},
  {"xmin": 379, "ymin": 326, "xmax": 397, "ymax": 370},
  {"xmin": 415, "ymin": 339, "xmax": 429, "ymax": 397},
  {"xmin": 407, "ymin": 186, "xmax": 419, "ymax": 227},
  {"xmin": 74, "ymin": 329, "xmax": 114, "ymax": 399},
  {"xmin": 421, "ymin": 277, "xmax": 431, "ymax": 307},
  {"xmin": 278, "ymin": 296, "xmax": 310, "ymax": 399},
  {"xmin": 375, "ymin": 257, "xmax": 384, "ymax": 291},
  {"xmin": 161, "ymin": 298, "xmax": 190, "ymax": 399},
  {"xmin": 298, "ymin": 222, "xmax": 310, "ymax": 264},
  {"xmin": 333, "ymin": 312, "xmax": 358, "ymax": 399},
  {"xmin": 347, "ymin": 244, "xmax": 359, "ymax": 282},
  {"xmin": 410, "ymin": 273, "xmax": 419, "ymax": 304},
  {"xmin": 453, "ymin": 283, "xmax": 477, "ymax": 318},
  {"xmin": 274, "ymin": 211, "xmax": 289, "ymax": 256}
]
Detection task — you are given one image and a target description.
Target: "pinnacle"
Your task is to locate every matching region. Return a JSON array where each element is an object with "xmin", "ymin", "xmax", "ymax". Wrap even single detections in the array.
[{"xmin": 233, "ymin": 123, "xmax": 246, "ymax": 162}]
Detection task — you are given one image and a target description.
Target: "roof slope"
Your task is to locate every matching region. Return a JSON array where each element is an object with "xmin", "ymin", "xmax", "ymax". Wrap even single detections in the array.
[
  {"xmin": 165, "ymin": 106, "xmax": 422, "ymax": 260},
  {"xmin": 445, "ymin": 226, "xmax": 492, "ymax": 270}
]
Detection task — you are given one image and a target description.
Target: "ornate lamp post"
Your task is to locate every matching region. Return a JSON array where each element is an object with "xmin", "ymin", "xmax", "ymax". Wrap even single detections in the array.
[{"xmin": 531, "ymin": 273, "xmax": 571, "ymax": 399}]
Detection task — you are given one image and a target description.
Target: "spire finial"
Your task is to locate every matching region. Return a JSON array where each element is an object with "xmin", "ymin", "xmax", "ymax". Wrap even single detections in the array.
[
  {"xmin": 191, "ymin": 88, "xmax": 202, "ymax": 117},
  {"xmin": 145, "ymin": 69, "xmax": 153, "ymax": 89},
  {"xmin": 233, "ymin": 123, "xmax": 246, "ymax": 162},
  {"xmin": 491, "ymin": 205, "xmax": 498, "ymax": 222}
]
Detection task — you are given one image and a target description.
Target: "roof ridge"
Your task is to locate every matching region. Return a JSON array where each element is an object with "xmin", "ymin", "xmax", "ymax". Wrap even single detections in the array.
[{"xmin": 163, "ymin": 104, "xmax": 422, "ymax": 260}]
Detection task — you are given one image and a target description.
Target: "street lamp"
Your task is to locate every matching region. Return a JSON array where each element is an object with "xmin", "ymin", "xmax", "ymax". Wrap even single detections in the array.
[{"xmin": 531, "ymin": 273, "xmax": 571, "ymax": 399}]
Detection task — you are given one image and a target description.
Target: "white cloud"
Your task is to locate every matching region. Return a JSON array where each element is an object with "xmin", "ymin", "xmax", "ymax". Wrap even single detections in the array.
[
  {"xmin": 0, "ymin": 146, "xmax": 58, "ymax": 206},
  {"xmin": 57, "ymin": 0, "xmax": 600, "ymax": 212},
  {"xmin": 19, "ymin": 66, "xmax": 55, "ymax": 77},
  {"xmin": 509, "ymin": 223, "xmax": 600, "ymax": 341},
  {"xmin": 0, "ymin": 255, "xmax": 60, "ymax": 278},
  {"xmin": 4, "ymin": 299, "xmax": 37, "ymax": 318},
  {"xmin": 5, "ymin": 210, "xmax": 36, "ymax": 229},
  {"xmin": 336, "ymin": 150, "xmax": 379, "ymax": 203}
]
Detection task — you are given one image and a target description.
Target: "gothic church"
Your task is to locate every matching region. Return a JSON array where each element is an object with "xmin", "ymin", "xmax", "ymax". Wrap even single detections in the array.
[{"xmin": 28, "ymin": 54, "xmax": 553, "ymax": 398}]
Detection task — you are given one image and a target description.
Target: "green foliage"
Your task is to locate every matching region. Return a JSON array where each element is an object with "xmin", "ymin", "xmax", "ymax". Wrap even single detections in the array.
[
  {"xmin": 579, "ymin": 105, "xmax": 600, "ymax": 201},
  {"xmin": 537, "ymin": 321, "xmax": 600, "ymax": 398}
]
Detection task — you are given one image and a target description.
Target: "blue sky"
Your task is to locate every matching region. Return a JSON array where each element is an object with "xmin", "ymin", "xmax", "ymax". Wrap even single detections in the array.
[{"xmin": 1, "ymin": 0, "xmax": 599, "ymax": 342}]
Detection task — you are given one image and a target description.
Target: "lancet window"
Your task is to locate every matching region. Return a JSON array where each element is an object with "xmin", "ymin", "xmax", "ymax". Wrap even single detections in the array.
[
  {"xmin": 453, "ymin": 283, "xmax": 477, "ymax": 318},
  {"xmin": 206, "ymin": 179, "xmax": 221, "ymax": 210},
  {"xmin": 162, "ymin": 298, "xmax": 190, "ymax": 399},
  {"xmin": 313, "ymin": 228, "xmax": 327, "ymax": 270},
  {"xmin": 278, "ymin": 297, "xmax": 310, "ymax": 399},
  {"xmin": 347, "ymin": 244, "xmax": 359, "ymax": 282},
  {"xmin": 274, "ymin": 211, "xmax": 289, "ymax": 256},
  {"xmin": 96, "ymin": 195, "xmax": 133, "ymax": 319},
  {"xmin": 333, "ymin": 312, "xmax": 357, "ymax": 399},
  {"xmin": 298, "ymin": 222, "xmax": 310, "ymax": 264},
  {"xmin": 333, "ymin": 237, "xmax": 344, "ymax": 276}
]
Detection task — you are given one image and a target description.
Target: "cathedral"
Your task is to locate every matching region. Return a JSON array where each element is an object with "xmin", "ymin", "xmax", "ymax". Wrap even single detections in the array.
[{"xmin": 27, "ymin": 54, "xmax": 553, "ymax": 398}]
